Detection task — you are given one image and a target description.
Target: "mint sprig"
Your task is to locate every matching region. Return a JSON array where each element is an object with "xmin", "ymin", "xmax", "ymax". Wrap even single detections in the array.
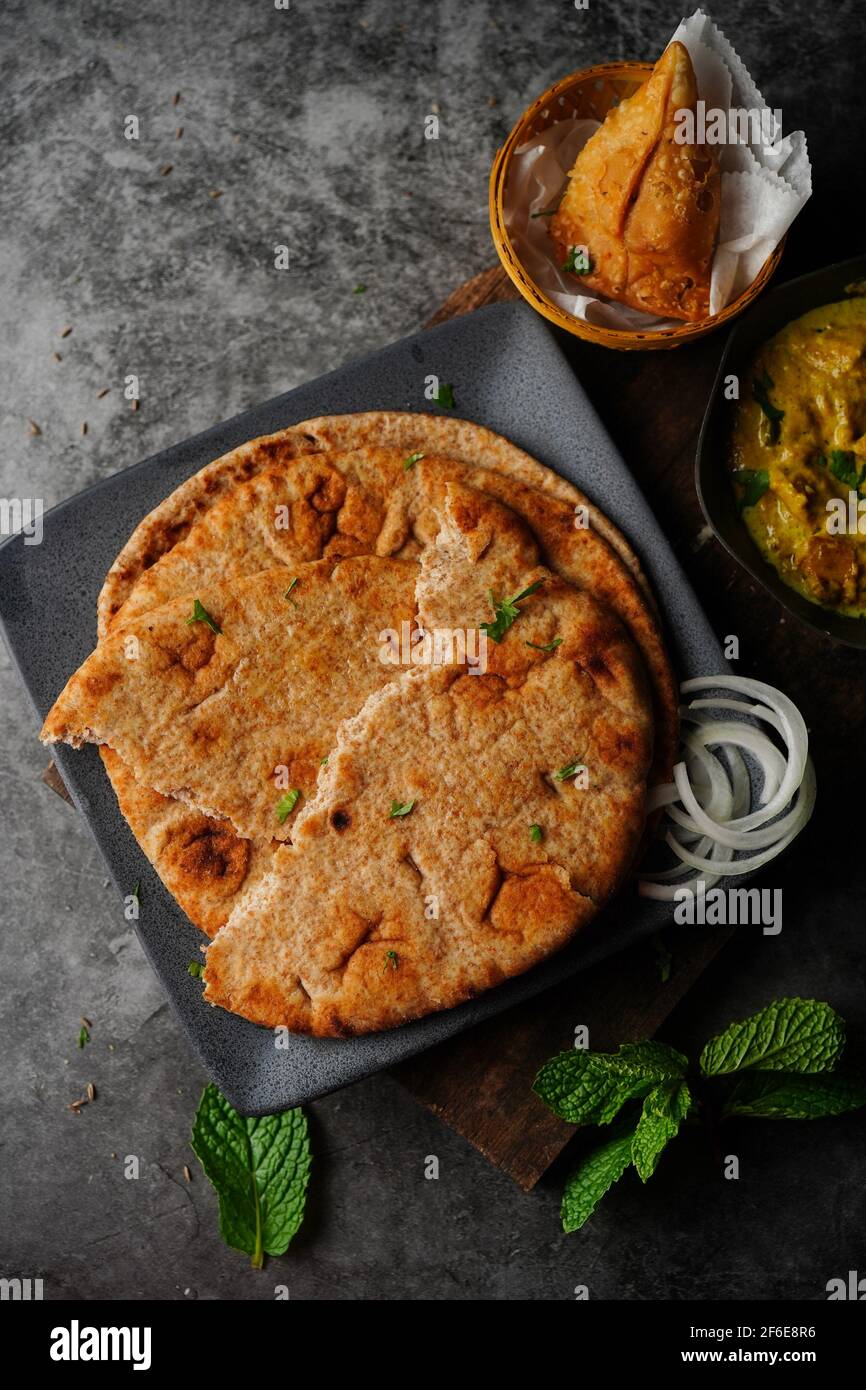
[
  {"xmin": 699, "ymin": 998, "xmax": 844, "ymax": 1076},
  {"xmin": 721, "ymin": 1070, "xmax": 866, "ymax": 1120},
  {"xmin": 535, "ymin": 999, "xmax": 865, "ymax": 1234},
  {"xmin": 191, "ymin": 1084, "xmax": 311, "ymax": 1269},
  {"xmin": 534, "ymin": 1042, "xmax": 687, "ymax": 1127},
  {"xmin": 561, "ymin": 1128, "xmax": 634, "ymax": 1233},
  {"xmin": 632, "ymin": 1080, "xmax": 692, "ymax": 1182}
]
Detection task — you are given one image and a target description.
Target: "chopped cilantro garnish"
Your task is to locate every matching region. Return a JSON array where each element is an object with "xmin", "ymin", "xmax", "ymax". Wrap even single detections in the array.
[
  {"xmin": 77, "ymin": 1025, "xmax": 90, "ymax": 1049},
  {"xmin": 186, "ymin": 599, "xmax": 221, "ymax": 635},
  {"xmin": 284, "ymin": 577, "xmax": 299, "ymax": 605},
  {"xmin": 529, "ymin": 823, "xmax": 543, "ymax": 843},
  {"xmin": 188, "ymin": 960, "xmax": 204, "ymax": 979},
  {"xmin": 404, "ymin": 451, "xmax": 425, "ymax": 470},
  {"xmin": 554, "ymin": 759, "xmax": 586, "ymax": 782},
  {"xmin": 481, "ymin": 579, "xmax": 545, "ymax": 643},
  {"xmin": 353, "ymin": 283, "xmax": 366, "ymax": 294},
  {"xmin": 276, "ymin": 789, "xmax": 301, "ymax": 823},
  {"xmin": 736, "ymin": 468, "xmax": 770, "ymax": 510},
  {"xmin": 752, "ymin": 371, "xmax": 784, "ymax": 443},
  {"xmin": 563, "ymin": 245, "xmax": 592, "ymax": 274},
  {"xmin": 383, "ymin": 949, "xmax": 399, "ymax": 971},
  {"xmin": 389, "ymin": 799, "xmax": 415, "ymax": 818},
  {"xmin": 526, "ymin": 637, "xmax": 562, "ymax": 653},
  {"xmin": 828, "ymin": 449, "xmax": 866, "ymax": 493},
  {"xmin": 320, "ymin": 756, "xmax": 329, "ymax": 767},
  {"xmin": 435, "ymin": 383, "xmax": 455, "ymax": 409}
]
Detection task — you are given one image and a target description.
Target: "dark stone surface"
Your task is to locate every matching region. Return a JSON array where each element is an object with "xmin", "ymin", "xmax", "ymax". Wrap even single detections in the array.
[{"xmin": 0, "ymin": 0, "xmax": 863, "ymax": 1301}]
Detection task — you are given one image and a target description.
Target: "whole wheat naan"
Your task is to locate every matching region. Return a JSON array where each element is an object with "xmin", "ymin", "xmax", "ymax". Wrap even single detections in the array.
[
  {"xmin": 44, "ymin": 482, "xmax": 654, "ymax": 1033},
  {"xmin": 90, "ymin": 425, "xmax": 676, "ymax": 935},
  {"xmin": 203, "ymin": 484, "xmax": 653, "ymax": 1034},
  {"xmin": 43, "ymin": 558, "xmax": 418, "ymax": 842},
  {"xmin": 97, "ymin": 412, "xmax": 654, "ymax": 636}
]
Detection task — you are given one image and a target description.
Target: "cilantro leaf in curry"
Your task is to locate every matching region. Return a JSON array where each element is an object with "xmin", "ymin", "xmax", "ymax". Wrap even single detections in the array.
[
  {"xmin": 827, "ymin": 449, "xmax": 866, "ymax": 494},
  {"xmin": 752, "ymin": 370, "xmax": 785, "ymax": 444},
  {"xmin": 736, "ymin": 468, "xmax": 770, "ymax": 510}
]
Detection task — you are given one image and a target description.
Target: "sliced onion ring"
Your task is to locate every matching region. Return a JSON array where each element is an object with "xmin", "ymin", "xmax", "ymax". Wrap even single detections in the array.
[{"xmin": 638, "ymin": 676, "xmax": 816, "ymax": 901}]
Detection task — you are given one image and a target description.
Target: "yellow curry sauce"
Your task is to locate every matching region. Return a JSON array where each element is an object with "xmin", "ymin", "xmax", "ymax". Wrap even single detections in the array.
[{"xmin": 730, "ymin": 293, "xmax": 866, "ymax": 617}]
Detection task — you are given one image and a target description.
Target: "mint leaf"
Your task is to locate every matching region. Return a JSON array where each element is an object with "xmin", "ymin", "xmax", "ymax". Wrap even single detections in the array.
[
  {"xmin": 736, "ymin": 468, "xmax": 770, "ymax": 509},
  {"xmin": 191, "ymin": 1084, "xmax": 311, "ymax": 1269},
  {"xmin": 534, "ymin": 1042, "xmax": 687, "ymax": 1126},
  {"xmin": 721, "ymin": 1070, "xmax": 866, "ymax": 1120},
  {"xmin": 561, "ymin": 1129, "xmax": 634, "ymax": 1232},
  {"xmin": 186, "ymin": 598, "xmax": 221, "ymax": 635},
  {"xmin": 699, "ymin": 999, "xmax": 845, "ymax": 1077},
  {"xmin": 632, "ymin": 1080, "xmax": 691, "ymax": 1182}
]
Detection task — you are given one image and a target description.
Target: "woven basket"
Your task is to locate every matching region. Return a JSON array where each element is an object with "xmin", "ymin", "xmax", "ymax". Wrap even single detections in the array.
[{"xmin": 489, "ymin": 62, "xmax": 785, "ymax": 352}]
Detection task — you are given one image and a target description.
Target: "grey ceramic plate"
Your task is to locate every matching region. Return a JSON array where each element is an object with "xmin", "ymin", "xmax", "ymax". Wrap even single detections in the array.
[{"xmin": 0, "ymin": 301, "xmax": 726, "ymax": 1114}]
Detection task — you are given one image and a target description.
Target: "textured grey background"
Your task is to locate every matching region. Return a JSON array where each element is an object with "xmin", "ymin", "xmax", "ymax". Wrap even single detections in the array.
[{"xmin": 1, "ymin": 0, "xmax": 864, "ymax": 1301}]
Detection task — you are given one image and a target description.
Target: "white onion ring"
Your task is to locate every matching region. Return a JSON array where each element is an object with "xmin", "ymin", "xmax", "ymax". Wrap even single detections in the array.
[{"xmin": 638, "ymin": 676, "xmax": 816, "ymax": 901}]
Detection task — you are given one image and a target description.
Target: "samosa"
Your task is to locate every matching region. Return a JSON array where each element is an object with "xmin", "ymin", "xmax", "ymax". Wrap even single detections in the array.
[{"xmin": 550, "ymin": 41, "xmax": 720, "ymax": 322}]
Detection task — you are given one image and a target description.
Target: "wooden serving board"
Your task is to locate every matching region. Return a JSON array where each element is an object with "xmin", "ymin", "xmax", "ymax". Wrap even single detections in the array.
[{"xmin": 43, "ymin": 265, "xmax": 735, "ymax": 1191}]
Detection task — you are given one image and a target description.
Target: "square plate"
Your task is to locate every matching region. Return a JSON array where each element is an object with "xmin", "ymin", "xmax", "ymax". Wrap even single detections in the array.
[{"xmin": 0, "ymin": 301, "xmax": 724, "ymax": 1114}]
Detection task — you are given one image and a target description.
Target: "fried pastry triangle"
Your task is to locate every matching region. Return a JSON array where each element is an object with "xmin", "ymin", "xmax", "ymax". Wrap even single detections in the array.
[{"xmin": 550, "ymin": 41, "xmax": 720, "ymax": 322}]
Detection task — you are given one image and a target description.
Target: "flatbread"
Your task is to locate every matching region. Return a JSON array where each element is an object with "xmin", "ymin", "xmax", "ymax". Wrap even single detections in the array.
[
  {"xmin": 97, "ymin": 412, "xmax": 654, "ymax": 638},
  {"xmin": 99, "ymin": 747, "xmax": 276, "ymax": 938},
  {"xmin": 43, "ymin": 558, "xmax": 418, "ymax": 842},
  {"xmin": 203, "ymin": 484, "xmax": 653, "ymax": 1034},
  {"xmin": 101, "ymin": 443, "xmax": 675, "ymax": 770},
  {"xmin": 94, "ymin": 438, "xmax": 677, "ymax": 936}
]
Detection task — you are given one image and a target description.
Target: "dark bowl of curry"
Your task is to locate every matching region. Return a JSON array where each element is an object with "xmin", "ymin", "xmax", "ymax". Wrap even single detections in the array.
[{"xmin": 696, "ymin": 255, "xmax": 866, "ymax": 648}]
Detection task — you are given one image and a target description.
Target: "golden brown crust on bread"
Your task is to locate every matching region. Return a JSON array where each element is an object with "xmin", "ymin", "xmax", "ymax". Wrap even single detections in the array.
[
  {"xmin": 203, "ymin": 514, "xmax": 652, "ymax": 1033},
  {"xmin": 99, "ymin": 747, "xmax": 275, "ymax": 937},
  {"xmin": 96, "ymin": 413, "xmax": 655, "ymax": 638},
  {"xmin": 43, "ymin": 558, "xmax": 419, "ymax": 842}
]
